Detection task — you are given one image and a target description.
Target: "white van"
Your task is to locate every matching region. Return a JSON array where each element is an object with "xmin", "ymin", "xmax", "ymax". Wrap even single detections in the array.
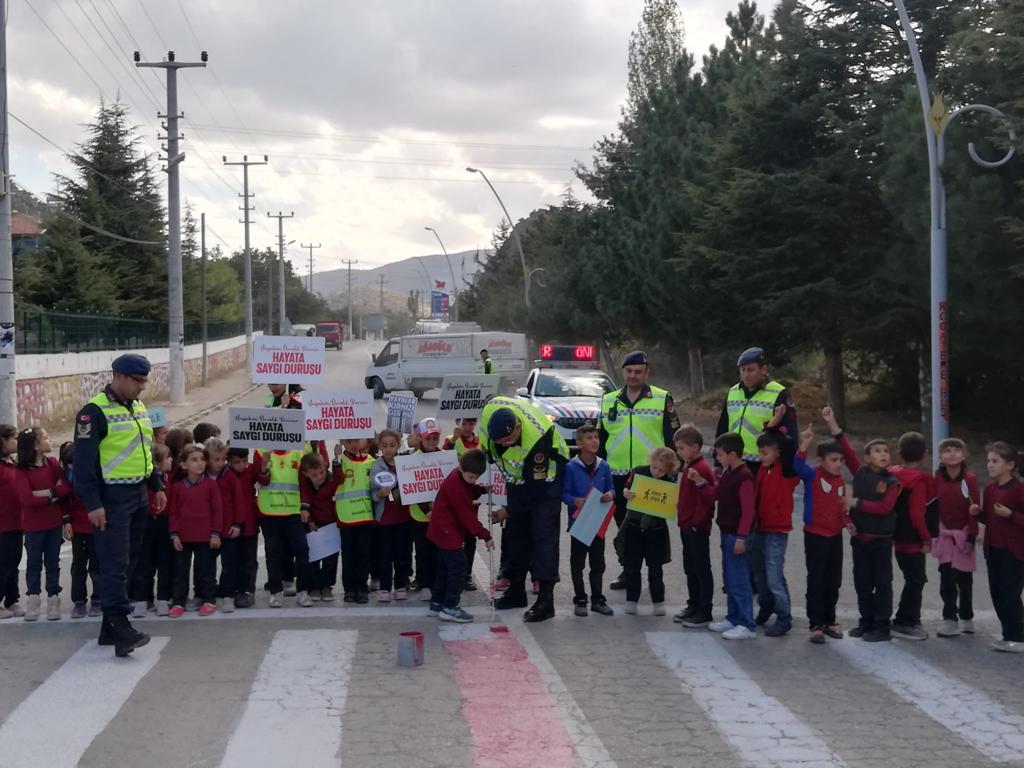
[{"xmin": 365, "ymin": 331, "xmax": 527, "ymax": 398}]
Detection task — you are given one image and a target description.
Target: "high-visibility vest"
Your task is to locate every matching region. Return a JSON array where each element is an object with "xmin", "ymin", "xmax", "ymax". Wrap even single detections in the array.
[
  {"xmin": 600, "ymin": 387, "xmax": 668, "ymax": 476},
  {"xmin": 257, "ymin": 450, "xmax": 303, "ymax": 516},
  {"xmin": 334, "ymin": 453, "xmax": 373, "ymax": 525},
  {"xmin": 725, "ymin": 380, "xmax": 785, "ymax": 463},
  {"xmin": 479, "ymin": 396, "xmax": 568, "ymax": 486},
  {"xmin": 483, "ymin": 357, "xmax": 493, "ymax": 374},
  {"xmin": 88, "ymin": 392, "xmax": 154, "ymax": 483},
  {"xmin": 447, "ymin": 434, "xmax": 480, "ymax": 459}
]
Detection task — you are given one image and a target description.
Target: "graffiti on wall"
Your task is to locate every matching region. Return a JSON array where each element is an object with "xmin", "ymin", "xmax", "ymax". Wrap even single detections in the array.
[{"xmin": 16, "ymin": 342, "xmax": 246, "ymax": 429}]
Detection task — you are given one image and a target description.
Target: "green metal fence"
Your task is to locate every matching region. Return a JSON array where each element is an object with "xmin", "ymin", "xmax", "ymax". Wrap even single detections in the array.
[{"xmin": 17, "ymin": 308, "xmax": 249, "ymax": 354}]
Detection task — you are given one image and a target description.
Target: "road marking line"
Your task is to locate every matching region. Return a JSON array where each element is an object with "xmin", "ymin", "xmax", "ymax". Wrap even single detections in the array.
[
  {"xmin": 833, "ymin": 639, "xmax": 1024, "ymax": 762},
  {"xmin": 647, "ymin": 632, "xmax": 849, "ymax": 768},
  {"xmin": 219, "ymin": 629, "xmax": 356, "ymax": 768},
  {"xmin": 0, "ymin": 637, "xmax": 169, "ymax": 767}
]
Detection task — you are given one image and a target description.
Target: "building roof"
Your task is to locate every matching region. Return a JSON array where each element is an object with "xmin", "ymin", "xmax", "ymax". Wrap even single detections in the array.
[{"xmin": 11, "ymin": 212, "xmax": 44, "ymax": 237}]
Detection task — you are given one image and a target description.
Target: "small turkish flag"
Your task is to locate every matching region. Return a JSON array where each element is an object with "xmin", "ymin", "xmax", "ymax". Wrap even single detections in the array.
[{"xmin": 435, "ymin": 280, "xmax": 446, "ymax": 289}]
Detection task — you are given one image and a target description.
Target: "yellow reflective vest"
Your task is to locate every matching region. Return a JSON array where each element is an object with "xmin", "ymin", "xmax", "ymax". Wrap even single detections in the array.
[
  {"xmin": 88, "ymin": 392, "xmax": 154, "ymax": 483},
  {"xmin": 725, "ymin": 380, "xmax": 785, "ymax": 462},
  {"xmin": 479, "ymin": 396, "xmax": 569, "ymax": 486},
  {"xmin": 600, "ymin": 386, "xmax": 668, "ymax": 476},
  {"xmin": 334, "ymin": 453, "xmax": 374, "ymax": 525},
  {"xmin": 257, "ymin": 450, "xmax": 303, "ymax": 516}
]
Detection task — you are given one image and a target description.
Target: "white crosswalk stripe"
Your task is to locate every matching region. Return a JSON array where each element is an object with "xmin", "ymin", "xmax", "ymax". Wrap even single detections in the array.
[
  {"xmin": 218, "ymin": 629, "xmax": 357, "ymax": 768},
  {"xmin": 832, "ymin": 640, "xmax": 1024, "ymax": 763},
  {"xmin": 647, "ymin": 632, "xmax": 850, "ymax": 768},
  {"xmin": 0, "ymin": 636, "xmax": 169, "ymax": 767}
]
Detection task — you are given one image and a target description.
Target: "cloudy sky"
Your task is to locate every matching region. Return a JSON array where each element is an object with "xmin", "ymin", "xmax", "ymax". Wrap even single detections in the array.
[{"xmin": 8, "ymin": 0, "xmax": 755, "ymax": 277}]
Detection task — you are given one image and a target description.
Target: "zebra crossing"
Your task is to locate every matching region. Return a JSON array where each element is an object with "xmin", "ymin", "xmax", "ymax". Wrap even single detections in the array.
[{"xmin": 1, "ymin": 611, "xmax": 1021, "ymax": 768}]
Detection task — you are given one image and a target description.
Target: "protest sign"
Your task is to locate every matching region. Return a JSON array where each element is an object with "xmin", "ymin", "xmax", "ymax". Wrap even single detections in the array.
[
  {"xmin": 307, "ymin": 524, "xmax": 341, "ymax": 563},
  {"xmin": 394, "ymin": 450, "xmax": 459, "ymax": 506},
  {"xmin": 251, "ymin": 335, "xmax": 326, "ymax": 385},
  {"xmin": 625, "ymin": 475, "xmax": 679, "ymax": 520},
  {"xmin": 386, "ymin": 394, "xmax": 417, "ymax": 433},
  {"xmin": 229, "ymin": 407, "xmax": 306, "ymax": 451},
  {"xmin": 484, "ymin": 464, "xmax": 507, "ymax": 507},
  {"xmin": 147, "ymin": 406, "xmax": 167, "ymax": 429},
  {"xmin": 436, "ymin": 374, "xmax": 501, "ymax": 419},
  {"xmin": 569, "ymin": 488, "xmax": 616, "ymax": 547},
  {"xmin": 303, "ymin": 389, "xmax": 374, "ymax": 440}
]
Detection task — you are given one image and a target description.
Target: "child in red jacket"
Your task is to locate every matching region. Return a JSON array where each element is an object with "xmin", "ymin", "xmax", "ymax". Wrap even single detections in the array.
[
  {"xmin": 168, "ymin": 444, "xmax": 223, "ymax": 617},
  {"xmin": 206, "ymin": 438, "xmax": 248, "ymax": 613},
  {"xmin": 227, "ymin": 447, "xmax": 260, "ymax": 607},
  {"xmin": 0, "ymin": 424, "xmax": 23, "ymax": 620},
  {"xmin": 932, "ymin": 438, "xmax": 980, "ymax": 637},
  {"xmin": 59, "ymin": 442, "xmax": 100, "ymax": 619},
  {"xmin": 426, "ymin": 449, "xmax": 493, "ymax": 622},
  {"xmin": 17, "ymin": 427, "xmax": 71, "ymax": 621},
  {"xmin": 301, "ymin": 452, "xmax": 339, "ymax": 604},
  {"xmin": 889, "ymin": 432, "xmax": 934, "ymax": 641},
  {"xmin": 133, "ymin": 444, "xmax": 175, "ymax": 616},
  {"xmin": 675, "ymin": 425, "xmax": 716, "ymax": 628}
]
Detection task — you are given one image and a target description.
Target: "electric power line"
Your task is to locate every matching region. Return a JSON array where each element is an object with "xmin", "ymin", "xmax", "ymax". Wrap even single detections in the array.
[{"xmin": 22, "ymin": 0, "xmax": 111, "ymax": 100}]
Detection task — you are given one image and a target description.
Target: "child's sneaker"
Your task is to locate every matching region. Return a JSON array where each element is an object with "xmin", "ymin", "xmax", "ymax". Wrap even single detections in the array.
[
  {"xmin": 71, "ymin": 601, "xmax": 88, "ymax": 619},
  {"xmin": 848, "ymin": 625, "xmax": 868, "ymax": 638},
  {"xmin": 320, "ymin": 587, "xmax": 335, "ymax": 602},
  {"xmin": 354, "ymin": 592, "xmax": 370, "ymax": 605},
  {"xmin": 653, "ymin": 603, "xmax": 666, "ymax": 617},
  {"xmin": 863, "ymin": 628, "xmax": 891, "ymax": 643},
  {"xmin": 809, "ymin": 628, "xmax": 826, "ymax": 644},
  {"xmin": 168, "ymin": 605, "xmax": 185, "ymax": 618},
  {"xmin": 8, "ymin": 602, "xmax": 26, "ymax": 617},
  {"xmin": 378, "ymin": 590, "xmax": 392, "ymax": 603},
  {"xmin": 199, "ymin": 602, "xmax": 217, "ymax": 616},
  {"xmin": 46, "ymin": 596, "xmax": 61, "ymax": 621},
  {"xmin": 393, "ymin": 588, "xmax": 407, "ymax": 601},
  {"xmin": 131, "ymin": 601, "xmax": 147, "ymax": 619},
  {"xmin": 722, "ymin": 625, "xmax": 757, "ymax": 640},
  {"xmin": 673, "ymin": 607, "xmax": 693, "ymax": 623},
  {"xmin": 156, "ymin": 600, "xmax": 170, "ymax": 617},
  {"xmin": 24, "ymin": 595, "xmax": 40, "ymax": 622},
  {"xmin": 493, "ymin": 577, "xmax": 510, "ymax": 592},
  {"xmin": 823, "ymin": 624, "xmax": 844, "ymax": 639},
  {"xmin": 309, "ymin": 589, "xmax": 322, "ymax": 602},
  {"xmin": 891, "ymin": 623, "xmax": 927, "ymax": 641},
  {"xmin": 282, "ymin": 580, "xmax": 297, "ymax": 597},
  {"xmin": 591, "ymin": 598, "xmax": 614, "ymax": 616},
  {"xmin": 0, "ymin": 605, "xmax": 14, "ymax": 620},
  {"xmin": 268, "ymin": 592, "xmax": 284, "ymax": 608},
  {"xmin": 624, "ymin": 601, "xmax": 638, "ymax": 615},
  {"xmin": 937, "ymin": 619, "xmax": 961, "ymax": 637},
  {"xmin": 682, "ymin": 613, "xmax": 712, "ymax": 628},
  {"xmin": 369, "ymin": 578, "xmax": 380, "ymax": 592},
  {"xmin": 573, "ymin": 599, "xmax": 588, "ymax": 617},
  {"xmin": 464, "ymin": 577, "xmax": 479, "ymax": 592},
  {"xmin": 343, "ymin": 593, "xmax": 354, "ymax": 603},
  {"xmin": 708, "ymin": 619, "xmax": 735, "ymax": 634},
  {"xmin": 960, "ymin": 619, "xmax": 975, "ymax": 634},
  {"xmin": 439, "ymin": 606, "xmax": 473, "ymax": 623},
  {"xmin": 221, "ymin": 597, "xmax": 236, "ymax": 613},
  {"xmin": 296, "ymin": 591, "xmax": 314, "ymax": 608},
  {"xmin": 235, "ymin": 592, "xmax": 254, "ymax": 609},
  {"xmin": 185, "ymin": 597, "xmax": 202, "ymax": 612},
  {"xmin": 427, "ymin": 602, "xmax": 441, "ymax": 617},
  {"xmin": 765, "ymin": 620, "xmax": 792, "ymax": 637},
  {"xmin": 993, "ymin": 639, "xmax": 1024, "ymax": 653},
  {"xmin": 88, "ymin": 601, "xmax": 102, "ymax": 617}
]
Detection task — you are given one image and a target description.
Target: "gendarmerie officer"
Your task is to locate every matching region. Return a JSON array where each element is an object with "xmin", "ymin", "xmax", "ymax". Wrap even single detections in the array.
[
  {"xmin": 598, "ymin": 350, "xmax": 680, "ymax": 590},
  {"xmin": 480, "ymin": 396, "xmax": 569, "ymax": 622},
  {"xmin": 73, "ymin": 354, "xmax": 164, "ymax": 657}
]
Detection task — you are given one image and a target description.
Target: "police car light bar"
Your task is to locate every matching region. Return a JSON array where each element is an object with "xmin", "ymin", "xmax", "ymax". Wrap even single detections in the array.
[{"xmin": 539, "ymin": 344, "xmax": 596, "ymax": 362}]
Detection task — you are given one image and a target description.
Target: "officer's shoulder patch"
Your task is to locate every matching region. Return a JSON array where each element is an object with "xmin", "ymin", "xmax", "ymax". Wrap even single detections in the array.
[
  {"xmin": 76, "ymin": 417, "xmax": 92, "ymax": 439},
  {"xmin": 533, "ymin": 452, "xmax": 545, "ymax": 464}
]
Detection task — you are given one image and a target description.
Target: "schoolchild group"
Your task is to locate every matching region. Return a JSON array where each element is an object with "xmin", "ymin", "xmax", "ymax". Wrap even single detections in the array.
[{"xmin": 0, "ymin": 401, "xmax": 1022, "ymax": 651}]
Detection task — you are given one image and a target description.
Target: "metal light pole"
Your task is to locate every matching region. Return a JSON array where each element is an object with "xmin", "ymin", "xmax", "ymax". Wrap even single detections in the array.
[
  {"xmin": 0, "ymin": 2, "xmax": 15, "ymax": 425},
  {"xmin": 891, "ymin": 1, "xmax": 1016, "ymax": 460},
  {"xmin": 135, "ymin": 50, "xmax": 207, "ymax": 405},
  {"xmin": 223, "ymin": 155, "xmax": 268, "ymax": 351},
  {"xmin": 424, "ymin": 226, "xmax": 458, "ymax": 321},
  {"xmin": 466, "ymin": 166, "xmax": 530, "ymax": 309}
]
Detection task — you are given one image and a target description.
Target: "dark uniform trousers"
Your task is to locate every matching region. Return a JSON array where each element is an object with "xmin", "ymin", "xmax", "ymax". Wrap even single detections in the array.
[
  {"xmin": 93, "ymin": 483, "xmax": 149, "ymax": 616},
  {"xmin": 851, "ymin": 537, "xmax": 893, "ymax": 631},
  {"xmin": 611, "ymin": 475, "xmax": 629, "ymax": 566},
  {"xmin": 505, "ymin": 474, "xmax": 563, "ymax": 583}
]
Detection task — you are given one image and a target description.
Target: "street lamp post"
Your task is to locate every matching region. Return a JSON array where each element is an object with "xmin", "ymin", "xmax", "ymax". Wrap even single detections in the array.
[
  {"xmin": 424, "ymin": 226, "xmax": 458, "ymax": 321},
  {"xmin": 466, "ymin": 166, "xmax": 531, "ymax": 309},
  {"xmin": 891, "ymin": 0, "xmax": 1016, "ymax": 460}
]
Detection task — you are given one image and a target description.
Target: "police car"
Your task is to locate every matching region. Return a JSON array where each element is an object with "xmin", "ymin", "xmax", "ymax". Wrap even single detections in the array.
[{"xmin": 514, "ymin": 344, "xmax": 617, "ymax": 450}]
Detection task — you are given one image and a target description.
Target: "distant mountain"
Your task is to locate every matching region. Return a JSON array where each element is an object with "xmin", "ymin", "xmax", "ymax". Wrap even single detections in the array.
[{"xmin": 312, "ymin": 250, "xmax": 490, "ymax": 314}]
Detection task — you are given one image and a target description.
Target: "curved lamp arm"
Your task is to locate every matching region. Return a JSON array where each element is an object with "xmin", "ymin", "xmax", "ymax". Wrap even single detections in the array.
[{"xmin": 938, "ymin": 104, "xmax": 1017, "ymax": 170}]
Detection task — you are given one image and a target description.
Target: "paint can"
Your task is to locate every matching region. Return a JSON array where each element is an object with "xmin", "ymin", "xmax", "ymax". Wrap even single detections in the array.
[{"xmin": 397, "ymin": 630, "xmax": 425, "ymax": 667}]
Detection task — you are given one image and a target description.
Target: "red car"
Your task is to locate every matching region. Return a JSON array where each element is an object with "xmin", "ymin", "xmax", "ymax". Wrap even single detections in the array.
[{"xmin": 315, "ymin": 320, "xmax": 344, "ymax": 349}]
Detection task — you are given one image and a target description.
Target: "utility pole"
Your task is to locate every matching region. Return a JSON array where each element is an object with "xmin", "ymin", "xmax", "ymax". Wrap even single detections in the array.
[
  {"xmin": 268, "ymin": 211, "xmax": 294, "ymax": 332},
  {"xmin": 200, "ymin": 212, "xmax": 208, "ymax": 386},
  {"xmin": 223, "ymin": 154, "xmax": 268, "ymax": 351},
  {"xmin": 301, "ymin": 242, "xmax": 321, "ymax": 293},
  {"xmin": 378, "ymin": 273, "xmax": 387, "ymax": 314},
  {"xmin": 0, "ymin": 2, "xmax": 15, "ymax": 425},
  {"xmin": 343, "ymin": 259, "xmax": 358, "ymax": 339},
  {"xmin": 135, "ymin": 50, "xmax": 207, "ymax": 405}
]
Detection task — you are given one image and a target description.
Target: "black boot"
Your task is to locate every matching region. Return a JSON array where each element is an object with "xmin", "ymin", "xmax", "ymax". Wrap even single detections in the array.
[
  {"xmin": 495, "ymin": 571, "xmax": 528, "ymax": 609},
  {"xmin": 524, "ymin": 582, "xmax": 555, "ymax": 623},
  {"xmin": 109, "ymin": 613, "xmax": 151, "ymax": 658},
  {"xmin": 609, "ymin": 571, "xmax": 626, "ymax": 590},
  {"xmin": 98, "ymin": 614, "xmax": 115, "ymax": 646}
]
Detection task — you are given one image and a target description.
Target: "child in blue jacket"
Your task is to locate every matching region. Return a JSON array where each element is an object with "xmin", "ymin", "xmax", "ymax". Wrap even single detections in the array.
[{"xmin": 562, "ymin": 423, "xmax": 615, "ymax": 616}]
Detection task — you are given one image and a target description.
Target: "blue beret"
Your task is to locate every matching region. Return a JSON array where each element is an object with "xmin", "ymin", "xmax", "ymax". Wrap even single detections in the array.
[
  {"xmin": 112, "ymin": 353, "xmax": 152, "ymax": 376},
  {"xmin": 487, "ymin": 408, "xmax": 518, "ymax": 440},
  {"xmin": 737, "ymin": 347, "xmax": 767, "ymax": 367},
  {"xmin": 621, "ymin": 350, "xmax": 648, "ymax": 368}
]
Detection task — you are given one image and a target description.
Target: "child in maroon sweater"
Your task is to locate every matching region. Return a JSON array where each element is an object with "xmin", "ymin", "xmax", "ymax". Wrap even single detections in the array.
[
  {"xmin": 59, "ymin": 442, "xmax": 100, "ymax": 619},
  {"xmin": 207, "ymin": 438, "xmax": 248, "ymax": 613},
  {"xmin": 0, "ymin": 425, "xmax": 22, "ymax": 619},
  {"xmin": 227, "ymin": 447, "xmax": 260, "ymax": 607},
  {"xmin": 973, "ymin": 442, "xmax": 1024, "ymax": 652},
  {"xmin": 371, "ymin": 430, "xmax": 412, "ymax": 600},
  {"xmin": 889, "ymin": 432, "xmax": 934, "ymax": 641},
  {"xmin": 301, "ymin": 452, "xmax": 339, "ymax": 604},
  {"xmin": 168, "ymin": 445, "xmax": 222, "ymax": 617},
  {"xmin": 426, "ymin": 449, "xmax": 493, "ymax": 622},
  {"xmin": 17, "ymin": 427, "xmax": 71, "ymax": 622},
  {"xmin": 675, "ymin": 425, "xmax": 716, "ymax": 628},
  {"xmin": 933, "ymin": 438, "xmax": 980, "ymax": 637}
]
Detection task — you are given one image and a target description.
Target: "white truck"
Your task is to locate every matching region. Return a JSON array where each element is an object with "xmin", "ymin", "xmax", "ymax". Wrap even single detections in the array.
[{"xmin": 365, "ymin": 331, "xmax": 528, "ymax": 399}]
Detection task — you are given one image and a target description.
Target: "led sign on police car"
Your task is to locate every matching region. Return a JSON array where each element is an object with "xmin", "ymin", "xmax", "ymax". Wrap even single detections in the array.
[{"xmin": 539, "ymin": 344, "xmax": 596, "ymax": 362}]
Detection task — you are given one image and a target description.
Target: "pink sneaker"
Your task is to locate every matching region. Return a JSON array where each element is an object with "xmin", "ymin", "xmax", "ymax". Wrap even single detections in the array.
[
  {"xmin": 494, "ymin": 578, "xmax": 510, "ymax": 592},
  {"xmin": 168, "ymin": 605, "xmax": 185, "ymax": 618},
  {"xmin": 393, "ymin": 588, "xmax": 408, "ymax": 601},
  {"xmin": 378, "ymin": 590, "xmax": 392, "ymax": 603},
  {"xmin": 199, "ymin": 603, "xmax": 217, "ymax": 616}
]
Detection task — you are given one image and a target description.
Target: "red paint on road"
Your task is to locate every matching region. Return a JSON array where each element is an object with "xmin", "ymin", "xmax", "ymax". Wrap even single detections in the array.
[{"xmin": 444, "ymin": 631, "xmax": 577, "ymax": 768}]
